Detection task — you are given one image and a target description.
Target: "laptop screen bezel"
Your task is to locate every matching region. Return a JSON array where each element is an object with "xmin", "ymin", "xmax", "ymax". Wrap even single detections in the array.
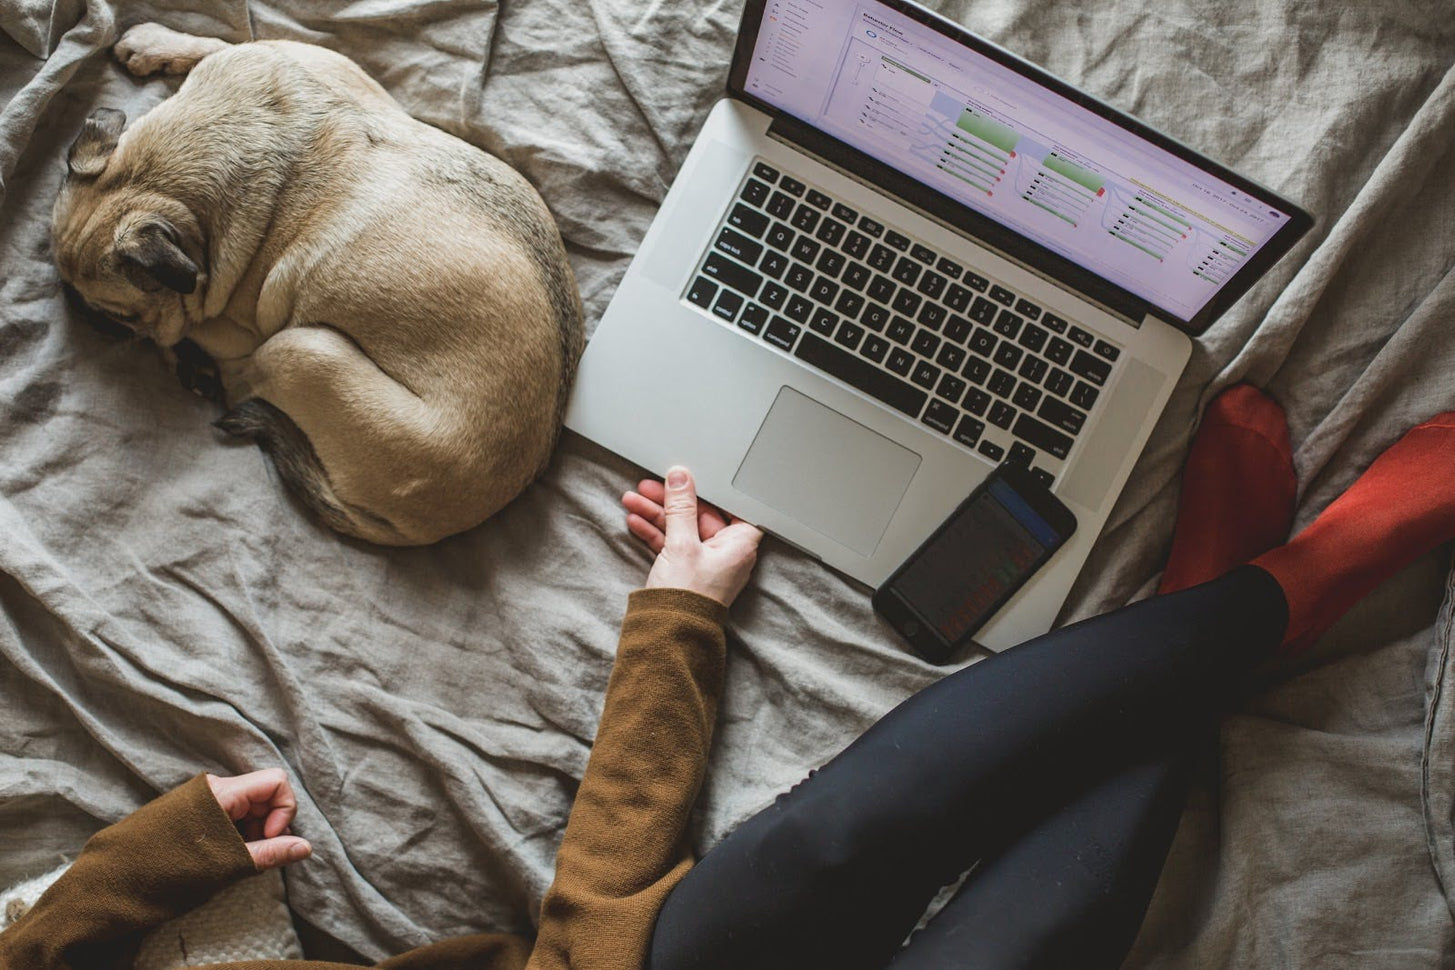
[{"xmin": 724, "ymin": 0, "xmax": 1314, "ymax": 336}]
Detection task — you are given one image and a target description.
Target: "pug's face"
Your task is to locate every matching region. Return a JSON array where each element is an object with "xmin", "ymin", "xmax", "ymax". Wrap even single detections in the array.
[{"xmin": 53, "ymin": 108, "xmax": 206, "ymax": 348}]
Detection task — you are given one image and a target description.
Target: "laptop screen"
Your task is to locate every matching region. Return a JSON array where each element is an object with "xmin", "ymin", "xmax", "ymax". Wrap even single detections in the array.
[{"xmin": 736, "ymin": 0, "xmax": 1306, "ymax": 327}]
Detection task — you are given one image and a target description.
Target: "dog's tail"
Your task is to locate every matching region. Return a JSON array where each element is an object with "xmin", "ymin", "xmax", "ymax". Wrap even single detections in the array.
[{"xmin": 216, "ymin": 399, "xmax": 408, "ymax": 545}]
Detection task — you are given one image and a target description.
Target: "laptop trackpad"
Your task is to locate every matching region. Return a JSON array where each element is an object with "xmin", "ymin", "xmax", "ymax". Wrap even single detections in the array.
[{"xmin": 733, "ymin": 387, "xmax": 921, "ymax": 557}]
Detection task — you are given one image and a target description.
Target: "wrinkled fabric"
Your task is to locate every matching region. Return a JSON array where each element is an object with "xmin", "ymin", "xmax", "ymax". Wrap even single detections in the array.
[{"xmin": 0, "ymin": 0, "xmax": 1452, "ymax": 964}]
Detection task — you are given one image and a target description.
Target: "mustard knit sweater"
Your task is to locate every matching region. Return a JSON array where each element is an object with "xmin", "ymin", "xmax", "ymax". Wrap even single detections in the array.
[{"xmin": 0, "ymin": 588, "xmax": 729, "ymax": 970}]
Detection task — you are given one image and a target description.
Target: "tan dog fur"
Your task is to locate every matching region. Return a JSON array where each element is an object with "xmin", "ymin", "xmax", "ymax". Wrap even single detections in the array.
[{"xmin": 53, "ymin": 24, "xmax": 583, "ymax": 545}]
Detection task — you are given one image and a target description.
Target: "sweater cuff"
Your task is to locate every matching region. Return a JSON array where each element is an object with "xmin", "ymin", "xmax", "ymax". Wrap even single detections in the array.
[{"xmin": 626, "ymin": 587, "xmax": 730, "ymax": 628}]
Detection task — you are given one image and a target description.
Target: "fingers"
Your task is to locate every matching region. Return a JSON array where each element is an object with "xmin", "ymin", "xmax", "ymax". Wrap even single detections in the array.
[
  {"xmin": 661, "ymin": 466, "xmax": 699, "ymax": 549},
  {"xmin": 207, "ymin": 768, "xmax": 300, "ymax": 841},
  {"xmin": 246, "ymin": 835, "xmax": 312, "ymax": 871},
  {"xmin": 625, "ymin": 512, "xmax": 665, "ymax": 554}
]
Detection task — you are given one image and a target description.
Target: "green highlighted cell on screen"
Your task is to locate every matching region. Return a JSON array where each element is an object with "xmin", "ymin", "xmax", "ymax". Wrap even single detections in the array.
[
  {"xmin": 1043, "ymin": 153, "xmax": 1104, "ymax": 193},
  {"xmin": 882, "ymin": 57, "xmax": 932, "ymax": 83},
  {"xmin": 956, "ymin": 110, "xmax": 1019, "ymax": 154}
]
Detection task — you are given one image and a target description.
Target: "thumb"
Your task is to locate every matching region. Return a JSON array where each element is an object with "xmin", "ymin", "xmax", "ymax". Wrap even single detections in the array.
[
  {"xmin": 246, "ymin": 835, "xmax": 312, "ymax": 871},
  {"xmin": 662, "ymin": 466, "xmax": 698, "ymax": 547}
]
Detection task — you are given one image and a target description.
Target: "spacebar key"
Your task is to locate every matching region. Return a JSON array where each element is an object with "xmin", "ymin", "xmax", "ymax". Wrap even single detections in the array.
[{"xmin": 794, "ymin": 332, "xmax": 927, "ymax": 418}]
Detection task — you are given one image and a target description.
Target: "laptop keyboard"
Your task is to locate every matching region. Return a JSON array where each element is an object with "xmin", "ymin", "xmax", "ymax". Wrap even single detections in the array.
[{"xmin": 684, "ymin": 159, "xmax": 1123, "ymax": 488}]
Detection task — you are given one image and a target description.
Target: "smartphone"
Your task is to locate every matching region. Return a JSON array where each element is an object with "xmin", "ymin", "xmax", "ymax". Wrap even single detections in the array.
[{"xmin": 872, "ymin": 462, "xmax": 1078, "ymax": 664}]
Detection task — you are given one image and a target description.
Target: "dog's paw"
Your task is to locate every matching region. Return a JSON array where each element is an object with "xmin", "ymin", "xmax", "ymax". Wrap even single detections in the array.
[
  {"xmin": 114, "ymin": 23, "xmax": 220, "ymax": 77},
  {"xmin": 172, "ymin": 338, "xmax": 223, "ymax": 402}
]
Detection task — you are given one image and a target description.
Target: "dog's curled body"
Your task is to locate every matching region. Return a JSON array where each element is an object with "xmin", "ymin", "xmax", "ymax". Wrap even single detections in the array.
[{"xmin": 53, "ymin": 26, "xmax": 584, "ymax": 544}]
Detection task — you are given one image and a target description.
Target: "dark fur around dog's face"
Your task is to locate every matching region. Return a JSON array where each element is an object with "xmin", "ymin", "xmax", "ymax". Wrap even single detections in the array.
[{"xmin": 53, "ymin": 108, "xmax": 207, "ymax": 348}]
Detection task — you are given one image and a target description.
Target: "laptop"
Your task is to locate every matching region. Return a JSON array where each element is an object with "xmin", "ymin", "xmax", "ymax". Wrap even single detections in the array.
[{"xmin": 565, "ymin": 0, "xmax": 1311, "ymax": 651}]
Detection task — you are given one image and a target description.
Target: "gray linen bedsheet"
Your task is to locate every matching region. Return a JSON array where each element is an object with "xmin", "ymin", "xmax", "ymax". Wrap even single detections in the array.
[{"xmin": 2, "ymin": 0, "xmax": 1453, "ymax": 964}]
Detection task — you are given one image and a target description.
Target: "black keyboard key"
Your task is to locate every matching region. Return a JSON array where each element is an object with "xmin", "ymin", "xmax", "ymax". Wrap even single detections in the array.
[
  {"xmin": 779, "ymin": 176, "xmax": 806, "ymax": 197},
  {"xmin": 989, "ymin": 400, "xmax": 1017, "ymax": 429},
  {"xmin": 944, "ymin": 283, "xmax": 973, "ymax": 312},
  {"xmin": 963, "ymin": 357, "xmax": 991, "ymax": 386},
  {"xmin": 862, "ymin": 333, "xmax": 890, "ymax": 363},
  {"xmin": 936, "ymin": 343, "xmax": 966, "ymax": 371},
  {"xmin": 936, "ymin": 373, "xmax": 966, "ymax": 404},
  {"xmin": 816, "ymin": 249, "xmax": 846, "ymax": 278},
  {"xmin": 922, "ymin": 399, "xmax": 958, "ymax": 434},
  {"xmin": 767, "ymin": 191, "xmax": 795, "ymax": 219},
  {"xmin": 1042, "ymin": 313, "xmax": 1069, "ymax": 333},
  {"xmin": 885, "ymin": 230, "xmax": 911, "ymax": 251},
  {"xmin": 1095, "ymin": 339, "xmax": 1121, "ymax": 362},
  {"xmin": 954, "ymin": 415, "xmax": 984, "ymax": 448},
  {"xmin": 833, "ymin": 202, "xmax": 858, "ymax": 223},
  {"xmin": 761, "ymin": 251, "xmax": 789, "ymax": 281},
  {"xmin": 810, "ymin": 277, "xmax": 839, "ymax": 306},
  {"xmin": 1012, "ymin": 413, "xmax": 1073, "ymax": 460},
  {"xmin": 729, "ymin": 203, "xmax": 769, "ymax": 237},
  {"xmin": 993, "ymin": 343, "xmax": 1023, "ymax": 369},
  {"xmin": 715, "ymin": 227, "xmax": 762, "ymax": 264},
  {"xmin": 816, "ymin": 218, "xmax": 846, "ymax": 247},
  {"xmin": 1068, "ymin": 325, "xmax": 1095, "ymax": 347},
  {"xmin": 687, "ymin": 276, "xmax": 717, "ymax": 309},
  {"xmin": 701, "ymin": 252, "xmax": 763, "ymax": 297},
  {"xmin": 1046, "ymin": 336, "xmax": 1073, "ymax": 365},
  {"xmin": 766, "ymin": 222, "xmax": 795, "ymax": 252},
  {"xmin": 794, "ymin": 333, "xmax": 928, "ymax": 418},
  {"xmin": 868, "ymin": 244, "xmax": 896, "ymax": 271},
  {"xmin": 753, "ymin": 161, "xmax": 780, "ymax": 183},
  {"xmin": 785, "ymin": 293, "xmax": 813, "ymax": 322},
  {"xmin": 1012, "ymin": 382, "xmax": 1042, "ymax": 411},
  {"xmin": 993, "ymin": 310, "xmax": 1023, "ymax": 339},
  {"xmin": 740, "ymin": 302, "xmax": 769, "ymax": 334},
  {"xmin": 911, "ymin": 360, "xmax": 941, "ymax": 390},
  {"xmin": 963, "ymin": 388, "xmax": 991, "ymax": 415},
  {"xmin": 911, "ymin": 243, "xmax": 937, "ymax": 265},
  {"xmin": 892, "ymin": 290, "xmax": 923, "ymax": 316},
  {"xmin": 806, "ymin": 188, "xmax": 832, "ymax": 210},
  {"xmin": 858, "ymin": 216, "xmax": 885, "ymax": 237},
  {"xmin": 862, "ymin": 303, "xmax": 890, "ymax": 331},
  {"xmin": 868, "ymin": 274, "xmax": 896, "ymax": 302},
  {"xmin": 887, "ymin": 316, "xmax": 915, "ymax": 344},
  {"xmin": 917, "ymin": 271, "xmax": 947, "ymax": 300},
  {"xmin": 1031, "ymin": 467, "xmax": 1055, "ymax": 489},
  {"xmin": 1044, "ymin": 368, "xmax": 1074, "ymax": 397},
  {"xmin": 917, "ymin": 303, "xmax": 947, "ymax": 331},
  {"xmin": 792, "ymin": 236, "xmax": 821, "ymax": 263},
  {"xmin": 843, "ymin": 231, "xmax": 871, "ymax": 260},
  {"xmin": 911, "ymin": 329, "xmax": 941, "ymax": 358},
  {"xmin": 968, "ymin": 329, "xmax": 997, "ymax": 357},
  {"xmin": 1038, "ymin": 396, "xmax": 1087, "ymax": 434},
  {"xmin": 978, "ymin": 440, "xmax": 1005, "ymax": 461},
  {"xmin": 842, "ymin": 261, "xmax": 872, "ymax": 291},
  {"xmin": 963, "ymin": 270, "xmax": 990, "ymax": 292},
  {"xmin": 836, "ymin": 320, "xmax": 865, "ymax": 350},
  {"xmin": 988, "ymin": 369, "xmax": 1017, "ymax": 397},
  {"xmin": 764, "ymin": 315, "xmax": 801, "ymax": 350},
  {"xmin": 791, "ymin": 205, "xmax": 821, "ymax": 233},
  {"xmin": 892, "ymin": 257, "xmax": 922, "ymax": 286},
  {"xmin": 1018, "ymin": 356, "xmax": 1049, "ymax": 383},
  {"xmin": 1071, "ymin": 381, "xmax": 1100, "ymax": 410},
  {"xmin": 785, "ymin": 263, "xmax": 814, "ymax": 292},
  {"xmin": 937, "ymin": 256, "xmax": 963, "ymax": 279},
  {"xmin": 1009, "ymin": 442, "xmax": 1037, "ymax": 466},
  {"xmin": 741, "ymin": 179, "xmax": 770, "ymax": 207},
  {"xmin": 887, "ymin": 346, "xmax": 915, "ymax": 375},
  {"xmin": 989, "ymin": 284, "xmax": 1016, "ymax": 306},
  {"xmin": 969, "ymin": 296, "xmax": 998, "ymax": 324},
  {"xmin": 944, "ymin": 315, "xmax": 973, "ymax": 345},
  {"xmin": 1015, "ymin": 298, "xmax": 1041, "ymax": 319},
  {"xmin": 835, "ymin": 290, "xmax": 865, "ymax": 318},
  {"xmin": 809, "ymin": 306, "xmax": 839, "ymax": 336},
  {"xmin": 761, "ymin": 281, "xmax": 788, "ymax": 310},
  {"xmin": 1018, "ymin": 323, "xmax": 1048, "ymax": 352},
  {"xmin": 1069, "ymin": 349, "xmax": 1111, "ymax": 386}
]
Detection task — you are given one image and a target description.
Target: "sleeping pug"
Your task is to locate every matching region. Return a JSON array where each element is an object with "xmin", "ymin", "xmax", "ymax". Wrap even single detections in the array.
[{"xmin": 52, "ymin": 24, "xmax": 584, "ymax": 545}]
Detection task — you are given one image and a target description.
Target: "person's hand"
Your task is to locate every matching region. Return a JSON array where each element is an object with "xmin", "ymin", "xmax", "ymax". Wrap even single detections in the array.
[
  {"xmin": 622, "ymin": 466, "xmax": 763, "ymax": 607},
  {"xmin": 206, "ymin": 769, "xmax": 312, "ymax": 870}
]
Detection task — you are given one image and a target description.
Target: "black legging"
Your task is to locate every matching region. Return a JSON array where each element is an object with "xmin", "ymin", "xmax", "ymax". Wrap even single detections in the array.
[{"xmin": 649, "ymin": 566, "xmax": 1288, "ymax": 970}]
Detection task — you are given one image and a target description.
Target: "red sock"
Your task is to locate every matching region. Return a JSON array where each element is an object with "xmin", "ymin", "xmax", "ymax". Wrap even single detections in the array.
[
  {"xmin": 1253, "ymin": 413, "xmax": 1455, "ymax": 653},
  {"xmin": 1158, "ymin": 385, "xmax": 1296, "ymax": 595}
]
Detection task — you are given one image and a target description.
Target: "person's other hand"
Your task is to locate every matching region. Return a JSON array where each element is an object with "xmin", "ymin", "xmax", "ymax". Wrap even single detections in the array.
[
  {"xmin": 207, "ymin": 769, "xmax": 312, "ymax": 870},
  {"xmin": 622, "ymin": 466, "xmax": 763, "ymax": 607}
]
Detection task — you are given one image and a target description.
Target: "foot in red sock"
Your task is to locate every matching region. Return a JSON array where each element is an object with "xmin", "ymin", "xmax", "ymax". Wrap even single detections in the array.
[
  {"xmin": 1158, "ymin": 384, "xmax": 1297, "ymax": 595},
  {"xmin": 1253, "ymin": 413, "xmax": 1455, "ymax": 653}
]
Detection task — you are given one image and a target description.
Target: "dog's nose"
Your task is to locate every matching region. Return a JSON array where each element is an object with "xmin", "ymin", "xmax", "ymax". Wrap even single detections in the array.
[{"xmin": 61, "ymin": 282, "xmax": 137, "ymax": 340}]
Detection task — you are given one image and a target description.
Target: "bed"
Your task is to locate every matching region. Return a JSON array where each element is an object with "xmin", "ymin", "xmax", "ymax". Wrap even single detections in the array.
[{"xmin": 2, "ymin": 0, "xmax": 1453, "ymax": 963}]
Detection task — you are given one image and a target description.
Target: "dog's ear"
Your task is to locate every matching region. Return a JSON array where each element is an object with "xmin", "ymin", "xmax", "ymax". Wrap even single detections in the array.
[
  {"xmin": 116, "ymin": 219, "xmax": 199, "ymax": 294},
  {"xmin": 67, "ymin": 108, "xmax": 127, "ymax": 179}
]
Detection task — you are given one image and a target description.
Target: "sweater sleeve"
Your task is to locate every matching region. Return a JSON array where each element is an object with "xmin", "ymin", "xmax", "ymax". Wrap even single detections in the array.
[
  {"xmin": 526, "ymin": 587, "xmax": 730, "ymax": 970},
  {"xmin": 0, "ymin": 773, "xmax": 258, "ymax": 970}
]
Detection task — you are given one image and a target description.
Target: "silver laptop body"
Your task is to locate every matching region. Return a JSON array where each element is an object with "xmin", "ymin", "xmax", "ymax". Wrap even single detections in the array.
[{"xmin": 566, "ymin": 0, "xmax": 1311, "ymax": 651}]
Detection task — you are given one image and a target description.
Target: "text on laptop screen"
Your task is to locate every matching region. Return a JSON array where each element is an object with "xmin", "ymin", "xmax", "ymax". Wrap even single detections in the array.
[{"xmin": 743, "ymin": 0, "xmax": 1294, "ymax": 322}]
